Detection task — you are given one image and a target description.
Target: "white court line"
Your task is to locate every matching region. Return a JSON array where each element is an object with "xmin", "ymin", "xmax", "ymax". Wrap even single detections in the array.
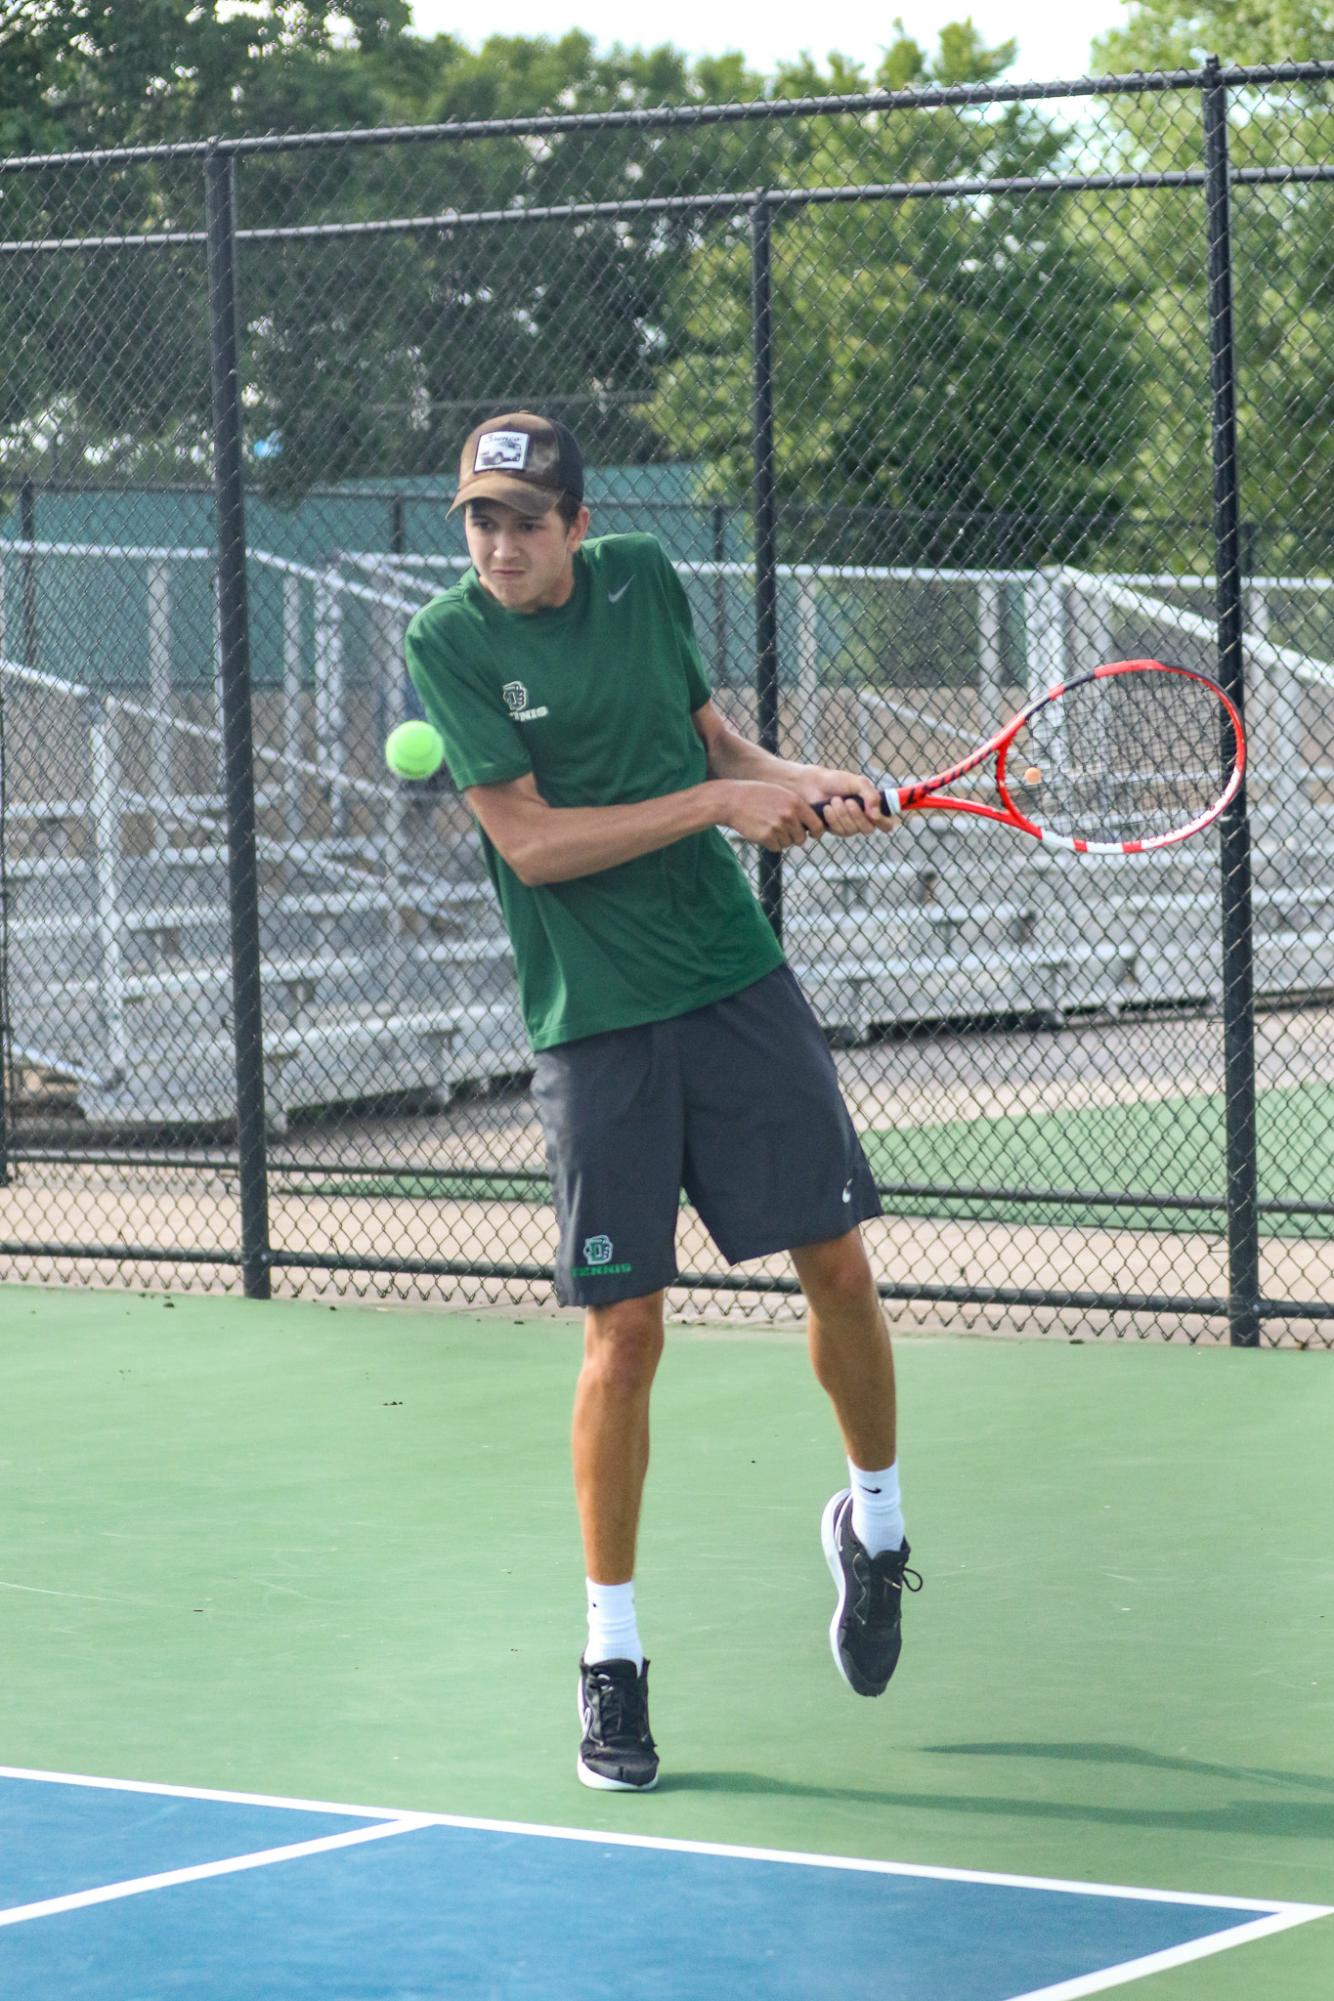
[
  {"xmin": 1, "ymin": 1761, "xmax": 1328, "ymax": 1917},
  {"xmin": 0, "ymin": 1764, "xmax": 407, "ymax": 1825},
  {"xmin": 0, "ymin": 1815, "xmax": 433, "ymax": 1931},
  {"xmin": 1, "ymin": 1761, "xmax": 1329, "ymax": 1997},
  {"xmin": 1005, "ymin": 1907, "xmax": 1331, "ymax": 2001}
]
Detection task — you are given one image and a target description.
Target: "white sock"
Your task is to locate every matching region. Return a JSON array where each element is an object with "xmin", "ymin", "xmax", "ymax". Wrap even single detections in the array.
[
  {"xmin": 585, "ymin": 1578, "xmax": 644, "ymax": 1669},
  {"xmin": 847, "ymin": 1459, "xmax": 905, "ymax": 1557}
]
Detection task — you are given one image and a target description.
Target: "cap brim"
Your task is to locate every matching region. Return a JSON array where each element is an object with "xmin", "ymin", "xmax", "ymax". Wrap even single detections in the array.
[{"xmin": 448, "ymin": 474, "xmax": 561, "ymax": 518}]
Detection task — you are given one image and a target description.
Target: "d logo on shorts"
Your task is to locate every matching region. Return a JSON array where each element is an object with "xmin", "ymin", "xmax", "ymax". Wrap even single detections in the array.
[{"xmin": 582, "ymin": 1234, "xmax": 613, "ymax": 1266}]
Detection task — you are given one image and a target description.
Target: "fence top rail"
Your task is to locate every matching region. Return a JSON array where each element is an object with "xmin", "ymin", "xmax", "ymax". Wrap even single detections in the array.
[
  {"xmin": 216, "ymin": 163, "xmax": 1334, "ymax": 232},
  {"xmin": 10, "ymin": 158, "xmax": 1334, "ymax": 260},
  {"xmin": 4, "ymin": 60, "xmax": 1334, "ymax": 176}
]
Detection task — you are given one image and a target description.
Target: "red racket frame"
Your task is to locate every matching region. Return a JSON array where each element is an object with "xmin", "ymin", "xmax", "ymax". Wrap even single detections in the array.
[{"xmin": 883, "ymin": 659, "xmax": 1246, "ymax": 855}]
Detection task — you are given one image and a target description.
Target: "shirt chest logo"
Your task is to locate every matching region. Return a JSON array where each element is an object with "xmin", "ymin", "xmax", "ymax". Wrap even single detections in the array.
[{"xmin": 503, "ymin": 680, "xmax": 549, "ymax": 724}]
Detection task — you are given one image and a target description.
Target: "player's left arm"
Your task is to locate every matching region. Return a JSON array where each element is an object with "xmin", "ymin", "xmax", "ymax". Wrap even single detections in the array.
[{"xmin": 691, "ymin": 701, "xmax": 893, "ymax": 839}]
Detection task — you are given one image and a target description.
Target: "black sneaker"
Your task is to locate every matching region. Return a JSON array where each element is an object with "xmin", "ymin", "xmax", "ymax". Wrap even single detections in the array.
[
  {"xmin": 821, "ymin": 1490, "xmax": 922, "ymax": 1697},
  {"xmin": 577, "ymin": 1657, "xmax": 660, "ymax": 1791}
]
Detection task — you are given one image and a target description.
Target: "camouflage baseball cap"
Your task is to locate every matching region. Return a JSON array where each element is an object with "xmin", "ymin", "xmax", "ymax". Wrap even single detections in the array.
[{"xmin": 449, "ymin": 411, "xmax": 585, "ymax": 517}]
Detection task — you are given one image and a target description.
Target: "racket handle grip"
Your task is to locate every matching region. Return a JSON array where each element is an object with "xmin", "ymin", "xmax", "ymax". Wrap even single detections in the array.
[{"xmin": 814, "ymin": 787, "xmax": 898, "ymax": 824}]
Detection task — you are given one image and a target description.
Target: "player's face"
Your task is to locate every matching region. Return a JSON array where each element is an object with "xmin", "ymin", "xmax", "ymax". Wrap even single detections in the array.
[{"xmin": 465, "ymin": 499, "xmax": 590, "ymax": 613}]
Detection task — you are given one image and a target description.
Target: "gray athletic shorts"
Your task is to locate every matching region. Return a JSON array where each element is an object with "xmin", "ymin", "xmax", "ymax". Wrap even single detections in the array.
[{"xmin": 530, "ymin": 964, "xmax": 882, "ymax": 1307}]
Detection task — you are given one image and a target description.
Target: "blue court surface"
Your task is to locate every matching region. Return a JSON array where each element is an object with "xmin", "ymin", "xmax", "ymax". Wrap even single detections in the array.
[{"xmin": 1, "ymin": 1767, "xmax": 1328, "ymax": 2000}]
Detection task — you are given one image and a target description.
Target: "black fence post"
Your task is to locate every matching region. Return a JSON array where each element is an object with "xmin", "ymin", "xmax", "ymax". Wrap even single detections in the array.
[
  {"xmin": 205, "ymin": 145, "xmax": 272, "ymax": 1302},
  {"xmin": 19, "ymin": 478, "xmax": 38, "ymax": 667},
  {"xmin": 750, "ymin": 195, "xmax": 782, "ymax": 939},
  {"xmin": 1204, "ymin": 58, "xmax": 1261, "ymax": 1348}
]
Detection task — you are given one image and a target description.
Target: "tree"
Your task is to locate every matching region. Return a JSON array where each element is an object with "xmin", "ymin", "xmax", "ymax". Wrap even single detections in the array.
[
  {"xmin": 0, "ymin": 5, "xmax": 1151, "ymax": 556},
  {"xmin": 1092, "ymin": 0, "xmax": 1334, "ymax": 71},
  {"xmin": 0, "ymin": 3, "xmax": 413, "ymax": 484},
  {"xmin": 0, "ymin": 8, "xmax": 778, "ymax": 491},
  {"xmin": 1085, "ymin": 0, "xmax": 1334, "ymax": 572},
  {"xmin": 640, "ymin": 25, "xmax": 1150, "ymax": 567}
]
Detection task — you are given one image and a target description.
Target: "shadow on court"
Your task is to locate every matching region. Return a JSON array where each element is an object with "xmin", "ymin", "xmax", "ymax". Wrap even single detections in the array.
[
  {"xmin": 670, "ymin": 1763, "xmax": 1334, "ymax": 1839},
  {"xmin": 932, "ymin": 1740, "xmax": 1334, "ymax": 1793}
]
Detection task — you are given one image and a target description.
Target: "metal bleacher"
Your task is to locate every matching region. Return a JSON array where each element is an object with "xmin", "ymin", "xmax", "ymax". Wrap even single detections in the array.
[{"xmin": 4, "ymin": 541, "xmax": 1334, "ymax": 1132}]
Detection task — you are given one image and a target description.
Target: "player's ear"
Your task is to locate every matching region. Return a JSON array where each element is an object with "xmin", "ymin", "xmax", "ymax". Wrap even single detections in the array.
[{"xmin": 567, "ymin": 505, "xmax": 591, "ymax": 551}]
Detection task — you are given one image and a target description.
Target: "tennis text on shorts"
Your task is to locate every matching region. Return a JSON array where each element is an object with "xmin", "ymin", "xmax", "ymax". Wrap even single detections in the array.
[{"xmin": 571, "ymin": 1233, "xmax": 632, "ymax": 1278}]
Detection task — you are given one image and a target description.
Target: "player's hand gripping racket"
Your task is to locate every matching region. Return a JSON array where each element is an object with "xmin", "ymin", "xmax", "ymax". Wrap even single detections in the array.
[{"xmin": 828, "ymin": 659, "xmax": 1245, "ymax": 855}]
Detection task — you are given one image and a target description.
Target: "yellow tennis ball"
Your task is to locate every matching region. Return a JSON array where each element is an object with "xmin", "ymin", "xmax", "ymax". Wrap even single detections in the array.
[{"xmin": 385, "ymin": 720, "xmax": 445, "ymax": 780}]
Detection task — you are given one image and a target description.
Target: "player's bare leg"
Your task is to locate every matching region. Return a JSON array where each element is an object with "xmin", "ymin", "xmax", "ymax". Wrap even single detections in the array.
[
  {"xmin": 572, "ymin": 1290, "xmax": 664, "ymax": 1789},
  {"xmin": 793, "ymin": 1227, "xmax": 896, "ymax": 1468},
  {"xmin": 572, "ymin": 1289, "xmax": 666, "ymax": 1584},
  {"xmin": 793, "ymin": 1228, "xmax": 919, "ymax": 1697}
]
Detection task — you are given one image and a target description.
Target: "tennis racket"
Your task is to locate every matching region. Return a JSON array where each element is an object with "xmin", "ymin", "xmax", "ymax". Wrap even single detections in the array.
[{"xmin": 827, "ymin": 659, "xmax": 1245, "ymax": 855}]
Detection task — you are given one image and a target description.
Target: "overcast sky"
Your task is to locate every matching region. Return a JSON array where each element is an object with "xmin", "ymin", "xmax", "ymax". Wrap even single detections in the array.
[{"xmin": 402, "ymin": 0, "xmax": 1135, "ymax": 86}]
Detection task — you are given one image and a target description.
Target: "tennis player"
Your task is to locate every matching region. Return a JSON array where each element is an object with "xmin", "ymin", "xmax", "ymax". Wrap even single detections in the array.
[{"xmin": 405, "ymin": 412, "xmax": 919, "ymax": 1792}]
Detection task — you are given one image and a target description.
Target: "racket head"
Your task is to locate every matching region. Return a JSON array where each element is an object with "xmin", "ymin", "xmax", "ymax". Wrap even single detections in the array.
[
  {"xmin": 1001, "ymin": 660, "xmax": 1245, "ymax": 853},
  {"xmin": 893, "ymin": 659, "xmax": 1245, "ymax": 853}
]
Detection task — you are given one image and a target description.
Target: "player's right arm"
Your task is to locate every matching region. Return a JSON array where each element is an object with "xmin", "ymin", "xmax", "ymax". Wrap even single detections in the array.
[
  {"xmin": 467, "ymin": 772, "xmax": 824, "ymax": 885},
  {"xmin": 406, "ymin": 596, "xmax": 822, "ymax": 883}
]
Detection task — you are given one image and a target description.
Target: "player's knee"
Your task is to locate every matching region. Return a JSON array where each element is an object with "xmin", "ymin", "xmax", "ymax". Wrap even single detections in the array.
[
  {"xmin": 583, "ymin": 1296, "xmax": 665, "ymax": 1394},
  {"xmin": 795, "ymin": 1228, "xmax": 876, "ymax": 1315}
]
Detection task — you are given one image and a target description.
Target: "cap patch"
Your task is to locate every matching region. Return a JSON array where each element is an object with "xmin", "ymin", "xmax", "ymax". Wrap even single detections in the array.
[{"xmin": 474, "ymin": 430, "xmax": 531, "ymax": 472}]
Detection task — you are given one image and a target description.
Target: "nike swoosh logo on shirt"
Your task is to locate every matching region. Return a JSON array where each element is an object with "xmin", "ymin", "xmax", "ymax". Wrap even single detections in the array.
[{"xmin": 607, "ymin": 580, "xmax": 632, "ymax": 603}]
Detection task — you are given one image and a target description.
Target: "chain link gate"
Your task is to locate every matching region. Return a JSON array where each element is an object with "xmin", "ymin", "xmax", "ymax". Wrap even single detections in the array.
[{"xmin": 2, "ymin": 63, "xmax": 1333, "ymax": 1343}]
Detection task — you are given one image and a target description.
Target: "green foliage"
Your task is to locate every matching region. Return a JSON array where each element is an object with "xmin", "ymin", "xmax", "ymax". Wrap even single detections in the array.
[
  {"xmin": 1082, "ymin": 0, "xmax": 1334, "ymax": 570},
  {"xmin": 1092, "ymin": 0, "xmax": 1334, "ymax": 73},
  {"xmin": 641, "ymin": 35, "xmax": 1143, "ymax": 563},
  {"xmin": 3, "ymin": 2, "xmax": 1324, "ymax": 579}
]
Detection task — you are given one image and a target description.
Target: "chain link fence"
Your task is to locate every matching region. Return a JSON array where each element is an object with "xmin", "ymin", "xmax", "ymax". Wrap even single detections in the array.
[{"xmin": 3, "ymin": 62, "xmax": 1333, "ymax": 1343}]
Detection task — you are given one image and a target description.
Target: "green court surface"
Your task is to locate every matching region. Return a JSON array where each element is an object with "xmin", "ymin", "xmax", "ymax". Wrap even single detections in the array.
[
  {"xmin": 3, "ymin": 1287, "xmax": 1331, "ymax": 1998},
  {"xmin": 864, "ymin": 1081, "xmax": 1334, "ymax": 1235},
  {"xmin": 283, "ymin": 1081, "xmax": 1334, "ymax": 1235}
]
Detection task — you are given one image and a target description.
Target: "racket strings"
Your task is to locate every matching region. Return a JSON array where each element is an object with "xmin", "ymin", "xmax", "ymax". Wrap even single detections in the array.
[{"xmin": 1016, "ymin": 670, "xmax": 1237, "ymax": 844}]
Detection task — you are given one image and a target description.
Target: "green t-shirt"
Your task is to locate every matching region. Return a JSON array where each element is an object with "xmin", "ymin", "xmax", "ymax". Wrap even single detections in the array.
[{"xmin": 404, "ymin": 532, "xmax": 784, "ymax": 1050}]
